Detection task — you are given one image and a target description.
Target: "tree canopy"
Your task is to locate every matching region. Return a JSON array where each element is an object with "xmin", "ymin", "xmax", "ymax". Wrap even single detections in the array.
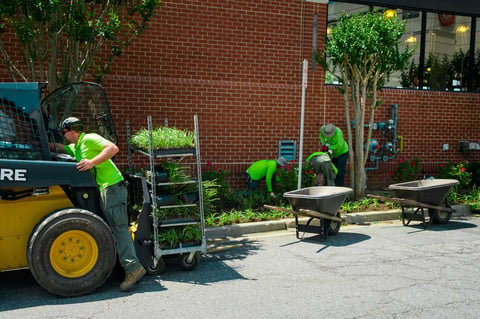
[
  {"xmin": 0, "ymin": 0, "xmax": 161, "ymax": 91},
  {"xmin": 318, "ymin": 10, "xmax": 414, "ymax": 199}
]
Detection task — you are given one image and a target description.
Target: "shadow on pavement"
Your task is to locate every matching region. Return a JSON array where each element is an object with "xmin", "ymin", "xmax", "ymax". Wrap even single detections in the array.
[
  {"xmin": 280, "ymin": 231, "xmax": 371, "ymax": 253},
  {"xmin": 404, "ymin": 219, "xmax": 477, "ymax": 232}
]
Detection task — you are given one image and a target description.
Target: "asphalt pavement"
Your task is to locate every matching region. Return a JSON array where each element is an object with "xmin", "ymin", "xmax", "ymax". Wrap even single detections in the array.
[{"xmin": 3, "ymin": 211, "xmax": 480, "ymax": 319}]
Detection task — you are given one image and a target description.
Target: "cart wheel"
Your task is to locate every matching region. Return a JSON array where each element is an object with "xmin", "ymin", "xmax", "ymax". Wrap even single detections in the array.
[
  {"xmin": 328, "ymin": 212, "xmax": 341, "ymax": 235},
  {"xmin": 177, "ymin": 252, "xmax": 200, "ymax": 271},
  {"xmin": 429, "ymin": 207, "xmax": 452, "ymax": 224},
  {"xmin": 145, "ymin": 257, "xmax": 165, "ymax": 275}
]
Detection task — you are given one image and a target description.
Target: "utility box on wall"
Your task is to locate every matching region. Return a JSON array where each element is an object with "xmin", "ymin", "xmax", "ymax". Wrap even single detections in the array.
[{"xmin": 459, "ymin": 141, "xmax": 480, "ymax": 153}]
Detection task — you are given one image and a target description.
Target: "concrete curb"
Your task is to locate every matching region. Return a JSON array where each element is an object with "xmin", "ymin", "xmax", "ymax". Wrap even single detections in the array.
[
  {"xmin": 205, "ymin": 207, "xmax": 476, "ymax": 239},
  {"xmin": 205, "ymin": 209, "xmax": 403, "ymax": 239}
]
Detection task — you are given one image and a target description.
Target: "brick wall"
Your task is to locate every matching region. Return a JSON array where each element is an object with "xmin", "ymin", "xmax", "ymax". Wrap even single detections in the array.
[{"xmin": 2, "ymin": 0, "xmax": 480, "ymax": 189}]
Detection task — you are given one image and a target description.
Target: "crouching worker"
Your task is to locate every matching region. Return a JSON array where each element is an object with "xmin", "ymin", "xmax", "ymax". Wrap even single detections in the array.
[
  {"xmin": 246, "ymin": 156, "xmax": 288, "ymax": 198},
  {"xmin": 59, "ymin": 117, "xmax": 146, "ymax": 292},
  {"xmin": 306, "ymin": 151, "xmax": 338, "ymax": 186}
]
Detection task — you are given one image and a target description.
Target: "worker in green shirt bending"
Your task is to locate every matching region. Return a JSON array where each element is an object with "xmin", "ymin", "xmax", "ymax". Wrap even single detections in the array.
[
  {"xmin": 306, "ymin": 151, "xmax": 338, "ymax": 186},
  {"xmin": 246, "ymin": 156, "xmax": 287, "ymax": 197},
  {"xmin": 60, "ymin": 117, "xmax": 145, "ymax": 292},
  {"xmin": 320, "ymin": 123, "xmax": 349, "ymax": 186}
]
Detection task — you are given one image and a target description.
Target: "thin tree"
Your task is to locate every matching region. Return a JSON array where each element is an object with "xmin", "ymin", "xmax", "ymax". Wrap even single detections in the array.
[
  {"xmin": 318, "ymin": 10, "xmax": 414, "ymax": 199},
  {"xmin": 0, "ymin": 0, "xmax": 161, "ymax": 92}
]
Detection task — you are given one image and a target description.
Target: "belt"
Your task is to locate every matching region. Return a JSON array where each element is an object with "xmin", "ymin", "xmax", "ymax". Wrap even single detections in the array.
[{"xmin": 106, "ymin": 180, "xmax": 126, "ymax": 189}]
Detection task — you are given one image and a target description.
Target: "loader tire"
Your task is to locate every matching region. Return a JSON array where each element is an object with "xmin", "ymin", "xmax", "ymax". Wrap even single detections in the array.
[{"xmin": 28, "ymin": 208, "xmax": 116, "ymax": 297}]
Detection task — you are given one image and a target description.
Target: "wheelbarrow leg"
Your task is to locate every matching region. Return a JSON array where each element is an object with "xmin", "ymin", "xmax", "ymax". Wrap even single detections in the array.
[{"xmin": 402, "ymin": 206, "xmax": 431, "ymax": 228}]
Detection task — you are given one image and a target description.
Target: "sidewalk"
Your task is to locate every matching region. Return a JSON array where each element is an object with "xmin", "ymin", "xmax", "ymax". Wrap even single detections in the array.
[{"xmin": 205, "ymin": 208, "xmax": 403, "ymax": 239}]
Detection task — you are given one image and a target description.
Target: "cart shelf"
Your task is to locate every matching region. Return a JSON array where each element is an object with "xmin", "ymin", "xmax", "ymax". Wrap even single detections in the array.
[{"xmin": 126, "ymin": 115, "xmax": 206, "ymax": 274}]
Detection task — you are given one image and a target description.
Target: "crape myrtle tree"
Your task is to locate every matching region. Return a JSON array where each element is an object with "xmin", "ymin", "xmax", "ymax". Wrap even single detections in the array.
[
  {"xmin": 0, "ymin": 0, "xmax": 161, "ymax": 92},
  {"xmin": 317, "ymin": 10, "xmax": 414, "ymax": 199}
]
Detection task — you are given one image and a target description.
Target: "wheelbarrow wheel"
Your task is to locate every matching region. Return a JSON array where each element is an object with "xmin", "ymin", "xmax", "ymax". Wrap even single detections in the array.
[
  {"xmin": 429, "ymin": 207, "xmax": 452, "ymax": 224},
  {"xmin": 328, "ymin": 212, "xmax": 341, "ymax": 235}
]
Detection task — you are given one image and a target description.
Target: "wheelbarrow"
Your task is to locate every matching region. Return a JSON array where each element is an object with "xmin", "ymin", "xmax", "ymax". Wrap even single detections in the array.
[
  {"xmin": 367, "ymin": 179, "xmax": 459, "ymax": 228},
  {"xmin": 265, "ymin": 186, "xmax": 353, "ymax": 241}
]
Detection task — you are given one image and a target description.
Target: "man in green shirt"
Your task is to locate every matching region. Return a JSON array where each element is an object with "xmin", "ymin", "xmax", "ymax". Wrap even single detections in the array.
[
  {"xmin": 320, "ymin": 123, "xmax": 349, "ymax": 186},
  {"xmin": 246, "ymin": 156, "xmax": 287, "ymax": 197},
  {"xmin": 306, "ymin": 151, "xmax": 338, "ymax": 186},
  {"xmin": 61, "ymin": 117, "xmax": 145, "ymax": 292}
]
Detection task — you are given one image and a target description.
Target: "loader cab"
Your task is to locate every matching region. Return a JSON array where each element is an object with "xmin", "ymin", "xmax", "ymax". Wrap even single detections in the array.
[
  {"xmin": 0, "ymin": 82, "xmax": 117, "ymax": 215},
  {"xmin": 41, "ymin": 82, "xmax": 118, "ymax": 149}
]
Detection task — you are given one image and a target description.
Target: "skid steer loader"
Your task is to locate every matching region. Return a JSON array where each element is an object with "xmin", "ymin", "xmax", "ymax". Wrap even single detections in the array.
[{"xmin": 0, "ymin": 82, "xmax": 121, "ymax": 297}]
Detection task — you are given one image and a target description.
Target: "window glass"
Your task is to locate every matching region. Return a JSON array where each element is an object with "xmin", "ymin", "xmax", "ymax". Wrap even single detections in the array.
[
  {"xmin": 395, "ymin": 9, "xmax": 421, "ymax": 89},
  {"xmin": 475, "ymin": 17, "xmax": 480, "ymax": 92},
  {"xmin": 424, "ymin": 13, "xmax": 471, "ymax": 91},
  {"xmin": 326, "ymin": 1, "xmax": 477, "ymax": 92}
]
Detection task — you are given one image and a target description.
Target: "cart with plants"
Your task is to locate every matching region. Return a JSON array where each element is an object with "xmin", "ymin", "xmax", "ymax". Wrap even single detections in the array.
[{"xmin": 126, "ymin": 115, "xmax": 206, "ymax": 274}]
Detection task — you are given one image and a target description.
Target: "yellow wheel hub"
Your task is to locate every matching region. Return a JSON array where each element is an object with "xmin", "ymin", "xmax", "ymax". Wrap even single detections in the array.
[{"xmin": 50, "ymin": 230, "xmax": 99, "ymax": 278}]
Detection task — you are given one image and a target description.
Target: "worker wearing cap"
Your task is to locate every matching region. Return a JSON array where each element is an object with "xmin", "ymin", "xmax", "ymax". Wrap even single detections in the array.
[
  {"xmin": 246, "ymin": 156, "xmax": 287, "ymax": 197},
  {"xmin": 320, "ymin": 123, "xmax": 349, "ymax": 186},
  {"xmin": 60, "ymin": 117, "xmax": 145, "ymax": 292},
  {"xmin": 306, "ymin": 151, "xmax": 338, "ymax": 186}
]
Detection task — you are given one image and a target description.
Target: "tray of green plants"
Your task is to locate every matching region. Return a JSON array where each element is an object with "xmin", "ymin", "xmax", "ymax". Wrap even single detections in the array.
[
  {"xmin": 156, "ymin": 225, "xmax": 202, "ymax": 249},
  {"xmin": 130, "ymin": 126, "xmax": 196, "ymax": 155}
]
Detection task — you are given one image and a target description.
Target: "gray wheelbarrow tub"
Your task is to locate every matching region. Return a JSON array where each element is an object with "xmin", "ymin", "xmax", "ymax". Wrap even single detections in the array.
[
  {"xmin": 283, "ymin": 186, "xmax": 353, "ymax": 215},
  {"xmin": 388, "ymin": 179, "xmax": 459, "ymax": 205}
]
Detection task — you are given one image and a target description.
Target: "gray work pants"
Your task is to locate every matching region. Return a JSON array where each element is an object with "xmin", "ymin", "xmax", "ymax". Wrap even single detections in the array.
[{"xmin": 100, "ymin": 181, "xmax": 141, "ymax": 274}]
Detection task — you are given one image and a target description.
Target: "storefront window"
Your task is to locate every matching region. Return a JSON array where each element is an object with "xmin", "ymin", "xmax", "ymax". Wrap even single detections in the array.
[{"xmin": 327, "ymin": 1, "xmax": 478, "ymax": 92}]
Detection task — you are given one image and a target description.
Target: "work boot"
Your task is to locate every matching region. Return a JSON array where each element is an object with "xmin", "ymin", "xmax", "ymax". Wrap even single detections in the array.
[{"xmin": 120, "ymin": 266, "xmax": 146, "ymax": 292}]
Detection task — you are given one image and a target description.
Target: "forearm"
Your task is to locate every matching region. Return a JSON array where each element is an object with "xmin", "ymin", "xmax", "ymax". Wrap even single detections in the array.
[{"xmin": 91, "ymin": 143, "xmax": 118, "ymax": 166}]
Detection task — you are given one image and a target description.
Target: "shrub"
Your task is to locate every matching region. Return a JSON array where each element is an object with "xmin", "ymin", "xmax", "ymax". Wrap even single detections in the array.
[
  {"xmin": 276, "ymin": 161, "xmax": 316, "ymax": 194},
  {"xmin": 390, "ymin": 158, "xmax": 422, "ymax": 183},
  {"xmin": 438, "ymin": 160, "xmax": 472, "ymax": 199}
]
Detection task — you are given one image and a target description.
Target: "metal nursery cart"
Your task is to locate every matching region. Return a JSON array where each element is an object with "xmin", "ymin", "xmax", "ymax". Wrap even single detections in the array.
[
  {"xmin": 127, "ymin": 115, "xmax": 206, "ymax": 274},
  {"xmin": 367, "ymin": 179, "xmax": 458, "ymax": 229},
  {"xmin": 266, "ymin": 186, "xmax": 352, "ymax": 241}
]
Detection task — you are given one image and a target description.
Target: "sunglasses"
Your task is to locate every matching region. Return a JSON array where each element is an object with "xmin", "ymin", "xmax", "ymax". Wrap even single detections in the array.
[{"xmin": 62, "ymin": 129, "xmax": 69, "ymax": 136}]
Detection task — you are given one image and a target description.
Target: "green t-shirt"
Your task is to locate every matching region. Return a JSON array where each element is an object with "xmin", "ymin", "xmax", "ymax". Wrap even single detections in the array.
[
  {"xmin": 306, "ymin": 152, "xmax": 338, "ymax": 175},
  {"xmin": 319, "ymin": 126, "xmax": 349, "ymax": 158},
  {"xmin": 65, "ymin": 132, "xmax": 123, "ymax": 190},
  {"xmin": 247, "ymin": 159, "xmax": 278, "ymax": 192}
]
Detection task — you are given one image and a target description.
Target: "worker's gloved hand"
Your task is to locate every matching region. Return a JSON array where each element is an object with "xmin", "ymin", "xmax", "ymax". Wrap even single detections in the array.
[
  {"xmin": 327, "ymin": 149, "xmax": 333, "ymax": 156},
  {"xmin": 321, "ymin": 145, "xmax": 329, "ymax": 152},
  {"xmin": 270, "ymin": 192, "xmax": 277, "ymax": 198}
]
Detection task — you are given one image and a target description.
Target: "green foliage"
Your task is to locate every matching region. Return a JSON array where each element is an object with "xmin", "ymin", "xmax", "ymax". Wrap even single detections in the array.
[
  {"xmin": 0, "ymin": 0, "xmax": 162, "ymax": 88},
  {"xmin": 390, "ymin": 158, "xmax": 422, "ymax": 183},
  {"xmin": 179, "ymin": 225, "xmax": 202, "ymax": 242},
  {"xmin": 320, "ymin": 10, "xmax": 414, "ymax": 87},
  {"xmin": 400, "ymin": 59, "xmax": 418, "ymax": 88},
  {"xmin": 204, "ymin": 208, "xmax": 292, "ymax": 227},
  {"xmin": 202, "ymin": 162, "xmax": 231, "ymax": 195},
  {"xmin": 130, "ymin": 127, "xmax": 195, "ymax": 150},
  {"xmin": 156, "ymin": 225, "xmax": 201, "ymax": 247},
  {"xmin": 202, "ymin": 162, "xmax": 233, "ymax": 212},
  {"xmin": 438, "ymin": 160, "xmax": 472, "ymax": 199},
  {"xmin": 276, "ymin": 161, "xmax": 316, "ymax": 194},
  {"xmin": 157, "ymin": 228, "xmax": 179, "ymax": 248}
]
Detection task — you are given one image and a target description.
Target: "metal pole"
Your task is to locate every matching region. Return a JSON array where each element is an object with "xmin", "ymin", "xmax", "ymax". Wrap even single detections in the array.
[{"xmin": 297, "ymin": 59, "xmax": 308, "ymax": 189}]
